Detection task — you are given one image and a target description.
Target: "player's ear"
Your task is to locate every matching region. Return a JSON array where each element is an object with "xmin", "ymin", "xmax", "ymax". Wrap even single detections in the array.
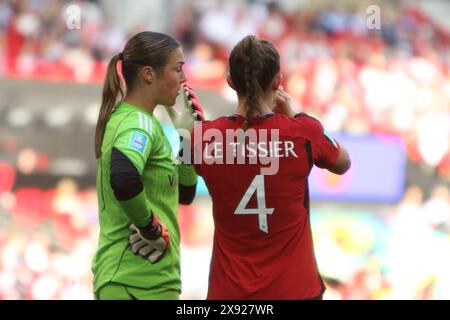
[
  {"xmin": 271, "ymin": 72, "xmax": 281, "ymax": 90},
  {"xmin": 142, "ymin": 66, "xmax": 156, "ymax": 84},
  {"xmin": 227, "ymin": 73, "xmax": 236, "ymax": 91}
]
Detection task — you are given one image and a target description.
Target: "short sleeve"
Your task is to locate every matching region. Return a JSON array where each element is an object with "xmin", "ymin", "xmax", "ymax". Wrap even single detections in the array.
[
  {"xmin": 113, "ymin": 111, "xmax": 154, "ymax": 174},
  {"xmin": 313, "ymin": 127, "xmax": 340, "ymax": 169},
  {"xmin": 295, "ymin": 113, "xmax": 340, "ymax": 169}
]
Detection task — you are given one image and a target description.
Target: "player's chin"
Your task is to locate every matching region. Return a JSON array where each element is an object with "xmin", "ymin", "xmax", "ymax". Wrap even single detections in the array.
[
  {"xmin": 172, "ymin": 92, "xmax": 180, "ymax": 103},
  {"xmin": 162, "ymin": 97, "xmax": 177, "ymax": 107}
]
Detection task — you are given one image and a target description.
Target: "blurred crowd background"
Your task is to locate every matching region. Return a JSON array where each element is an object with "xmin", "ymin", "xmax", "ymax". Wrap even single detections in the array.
[{"xmin": 0, "ymin": 0, "xmax": 449, "ymax": 299}]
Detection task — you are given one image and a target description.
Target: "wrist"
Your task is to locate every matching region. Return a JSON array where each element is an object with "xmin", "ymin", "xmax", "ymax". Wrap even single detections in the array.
[{"xmin": 138, "ymin": 211, "xmax": 162, "ymax": 240}]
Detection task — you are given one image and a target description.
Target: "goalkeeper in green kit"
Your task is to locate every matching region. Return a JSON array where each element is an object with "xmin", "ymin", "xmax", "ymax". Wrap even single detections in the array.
[{"xmin": 92, "ymin": 32, "xmax": 205, "ymax": 300}]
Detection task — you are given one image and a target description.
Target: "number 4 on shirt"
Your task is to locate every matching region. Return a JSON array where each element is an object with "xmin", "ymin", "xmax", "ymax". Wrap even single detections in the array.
[{"xmin": 234, "ymin": 175, "xmax": 274, "ymax": 233}]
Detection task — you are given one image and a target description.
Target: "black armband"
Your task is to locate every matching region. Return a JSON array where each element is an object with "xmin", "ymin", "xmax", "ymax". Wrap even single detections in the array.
[
  {"xmin": 179, "ymin": 183, "xmax": 197, "ymax": 205},
  {"xmin": 110, "ymin": 147, "xmax": 143, "ymax": 201}
]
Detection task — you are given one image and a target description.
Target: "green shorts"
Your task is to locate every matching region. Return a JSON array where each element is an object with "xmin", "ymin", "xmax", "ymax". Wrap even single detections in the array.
[{"xmin": 96, "ymin": 283, "xmax": 179, "ymax": 300}]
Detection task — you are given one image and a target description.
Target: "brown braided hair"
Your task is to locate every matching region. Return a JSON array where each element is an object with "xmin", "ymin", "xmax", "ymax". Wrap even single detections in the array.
[{"xmin": 229, "ymin": 35, "xmax": 280, "ymax": 130}]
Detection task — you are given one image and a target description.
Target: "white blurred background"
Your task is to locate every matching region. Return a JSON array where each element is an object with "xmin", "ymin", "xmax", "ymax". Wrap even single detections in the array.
[{"xmin": 0, "ymin": 0, "xmax": 449, "ymax": 299}]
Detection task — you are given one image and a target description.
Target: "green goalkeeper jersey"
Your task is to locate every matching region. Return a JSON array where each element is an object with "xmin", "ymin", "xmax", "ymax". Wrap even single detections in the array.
[{"xmin": 92, "ymin": 102, "xmax": 183, "ymax": 294}]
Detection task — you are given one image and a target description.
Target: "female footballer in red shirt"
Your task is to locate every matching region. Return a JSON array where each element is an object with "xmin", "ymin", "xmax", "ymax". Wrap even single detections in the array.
[{"xmin": 191, "ymin": 35, "xmax": 351, "ymax": 300}]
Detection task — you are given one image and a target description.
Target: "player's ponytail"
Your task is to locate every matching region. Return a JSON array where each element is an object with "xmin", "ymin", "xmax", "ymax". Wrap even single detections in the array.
[
  {"xmin": 229, "ymin": 35, "xmax": 280, "ymax": 131},
  {"xmin": 242, "ymin": 37, "xmax": 263, "ymax": 131},
  {"xmin": 95, "ymin": 53, "xmax": 124, "ymax": 159}
]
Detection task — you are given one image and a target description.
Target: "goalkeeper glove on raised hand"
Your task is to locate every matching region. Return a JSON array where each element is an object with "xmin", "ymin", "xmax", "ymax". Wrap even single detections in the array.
[
  {"xmin": 164, "ymin": 84, "xmax": 205, "ymax": 139},
  {"xmin": 184, "ymin": 85, "xmax": 205, "ymax": 122},
  {"xmin": 128, "ymin": 213, "xmax": 170, "ymax": 264}
]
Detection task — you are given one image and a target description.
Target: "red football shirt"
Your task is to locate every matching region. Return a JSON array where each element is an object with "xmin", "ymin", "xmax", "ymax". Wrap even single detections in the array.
[{"xmin": 191, "ymin": 113, "xmax": 340, "ymax": 299}]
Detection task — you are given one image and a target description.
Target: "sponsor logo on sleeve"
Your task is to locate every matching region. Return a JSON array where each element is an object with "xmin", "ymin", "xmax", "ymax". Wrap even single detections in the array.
[{"xmin": 129, "ymin": 131, "xmax": 148, "ymax": 154}]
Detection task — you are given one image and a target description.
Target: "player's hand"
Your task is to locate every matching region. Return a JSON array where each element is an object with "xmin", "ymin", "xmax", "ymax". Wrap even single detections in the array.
[
  {"xmin": 164, "ymin": 84, "xmax": 205, "ymax": 139},
  {"xmin": 272, "ymin": 86, "xmax": 295, "ymax": 118},
  {"xmin": 128, "ymin": 219, "xmax": 170, "ymax": 264},
  {"xmin": 183, "ymin": 85, "xmax": 205, "ymax": 122}
]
